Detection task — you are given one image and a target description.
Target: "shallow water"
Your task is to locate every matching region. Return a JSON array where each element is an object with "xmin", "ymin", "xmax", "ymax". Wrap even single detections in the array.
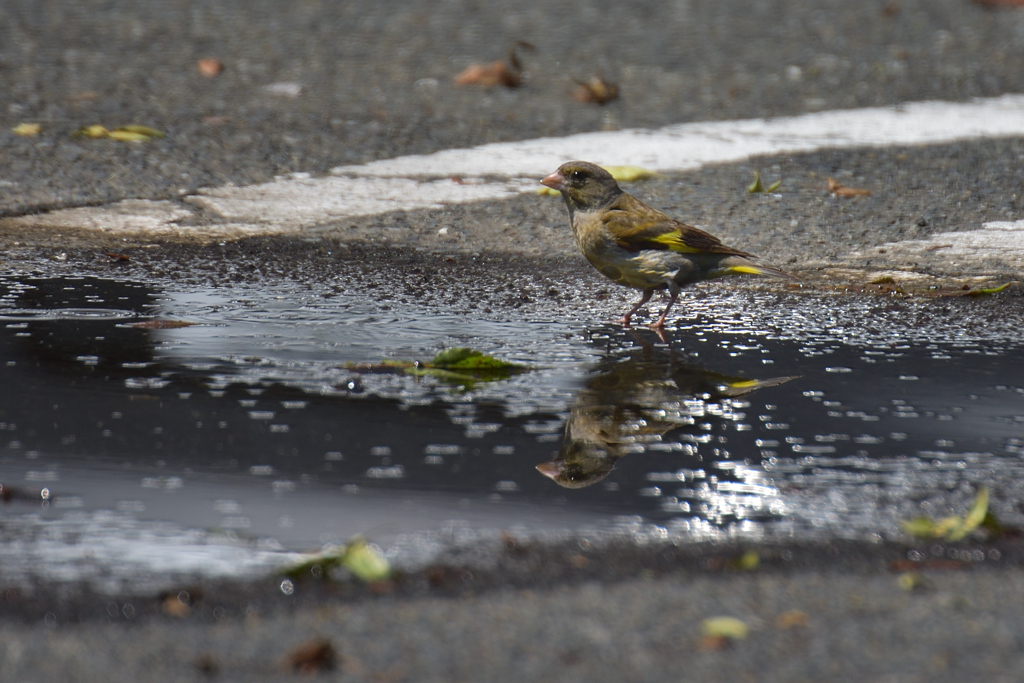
[{"xmin": 1, "ymin": 271, "xmax": 1022, "ymax": 587}]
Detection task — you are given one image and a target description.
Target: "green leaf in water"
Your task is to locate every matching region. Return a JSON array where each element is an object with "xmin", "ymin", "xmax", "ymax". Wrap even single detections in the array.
[
  {"xmin": 966, "ymin": 283, "xmax": 1010, "ymax": 297},
  {"xmin": 342, "ymin": 538, "xmax": 391, "ymax": 582},
  {"xmin": 901, "ymin": 486, "xmax": 991, "ymax": 541},
  {"xmin": 282, "ymin": 537, "xmax": 391, "ymax": 583}
]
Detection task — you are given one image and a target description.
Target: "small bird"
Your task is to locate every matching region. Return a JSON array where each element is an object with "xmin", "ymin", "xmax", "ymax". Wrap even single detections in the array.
[
  {"xmin": 537, "ymin": 351, "xmax": 797, "ymax": 489},
  {"xmin": 540, "ymin": 161, "xmax": 795, "ymax": 329}
]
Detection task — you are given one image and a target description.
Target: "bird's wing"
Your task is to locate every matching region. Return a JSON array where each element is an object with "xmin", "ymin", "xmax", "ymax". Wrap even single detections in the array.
[{"xmin": 602, "ymin": 193, "xmax": 755, "ymax": 258}]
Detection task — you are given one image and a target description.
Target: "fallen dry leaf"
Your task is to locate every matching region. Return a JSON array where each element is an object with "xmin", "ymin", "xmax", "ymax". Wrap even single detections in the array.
[
  {"xmin": 105, "ymin": 252, "xmax": 131, "ymax": 262},
  {"xmin": 573, "ymin": 75, "xmax": 619, "ymax": 105},
  {"xmin": 775, "ymin": 610, "xmax": 810, "ymax": 629},
  {"xmin": 193, "ymin": 654, "xmax": 219, "ymax": 676},
  {"xmin": 284, "ymin": 639, "xmax": 337, "ymax": 674},
  {"xmin": 454, "ymin": 61, "xmax": 521, "ymax": 88},
  {"xmin": 12, "ymin": 123, "xmax": 41, "ymax": 136},
  {"xmin": 197, "ymin": 58, "xmax": 223, "ymax": 78},
  {"xmin": 74, "ymin": 124, "xmax": 164, "ymax": 141},
  {"xmin": 118, "ymin": 124, "xmax": 165, "ymax": 139},
  {"xmin": 701, "ymin": 616, "xmax": 750, "ymax": 640},
  {"xmin": 697, "ymin": 634, "xmax": 733, "ymax": 651},
  {"xmin": 75, "ymin": 124, "xmax": 111, "ymax": 139},
  {"xmin": 454, "ymin": 42, "xmax": 534, "ymax": 89},
  {"xmin": 881, "ymin": 1, "xmax": 901, "ymax": 16},
  {"xmin": 897, "ymin": 571, "xmax": 931, "ymax": 592},
  {"xmin": 827, "ymin": 177, "xmax": 871, "ymax": 197},
  {"xmin": 161, "ymin": 594, "xmax": 191, "ymax": 618}
]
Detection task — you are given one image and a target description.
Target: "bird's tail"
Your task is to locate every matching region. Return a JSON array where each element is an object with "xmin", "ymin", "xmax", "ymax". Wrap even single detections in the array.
[{"xmin": 725, "ymin": 261, "xmax": 799, "ymax": 280}]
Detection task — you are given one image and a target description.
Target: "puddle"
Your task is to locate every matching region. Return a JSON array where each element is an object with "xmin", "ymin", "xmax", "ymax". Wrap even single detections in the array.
[{"xmin": 1, "ymin": 273, "xmax": 1023, "ymax": 588}]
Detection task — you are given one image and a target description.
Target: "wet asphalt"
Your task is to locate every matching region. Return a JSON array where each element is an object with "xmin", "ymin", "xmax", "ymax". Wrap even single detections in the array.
[{"xmin": 3, "ymin": 0, "xmax": 1024, "ymax": 680}]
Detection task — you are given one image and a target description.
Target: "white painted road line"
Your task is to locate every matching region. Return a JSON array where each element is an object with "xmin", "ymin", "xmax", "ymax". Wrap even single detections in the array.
[
  {"xmin": 332, "ymin": 94, "xmax": 1024, "ymax": 179},
  {"xmin": 6, "ymin": 95, "xmax": 1024, "ymax": 248}
]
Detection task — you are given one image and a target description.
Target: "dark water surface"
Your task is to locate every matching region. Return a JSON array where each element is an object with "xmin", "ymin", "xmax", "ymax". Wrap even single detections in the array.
[{"xmin": 1, "ymin": 272, "xmax": 1022, "ymax": 588}]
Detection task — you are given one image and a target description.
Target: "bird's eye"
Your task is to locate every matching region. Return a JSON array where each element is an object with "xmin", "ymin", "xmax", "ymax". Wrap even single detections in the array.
[{"xmin": 569, "ymin": 170, "xmax": 583, "ymax": 181}]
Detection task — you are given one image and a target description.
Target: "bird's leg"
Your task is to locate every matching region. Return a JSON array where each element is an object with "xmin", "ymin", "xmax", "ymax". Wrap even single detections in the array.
[
  {"xmin": 618, "ymin": 289, "xmax": 653, "ymax": 326},
  {"xmin": 650, "ymin": 290, "xmax": 680, "ymax": 330}
]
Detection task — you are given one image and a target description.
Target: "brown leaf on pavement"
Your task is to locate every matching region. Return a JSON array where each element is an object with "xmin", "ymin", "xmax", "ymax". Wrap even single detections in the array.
[
  {"xmin": 284, "ymin": 639, "xmax": 337, "ymax": 674},
  {"xmin": 197, "ymin": 58, "xmax": 224, "ymax": 78},
  {"xmin": 827, "ymin": 177, "xmax": 872, "ymax": 197},
  {"xmin": 573, "ymin": 75, "xmax": 619, "ymax": 105},
  {"xmin": 454, "ymin": 42, "xmax": 534, "ymax": 88}
]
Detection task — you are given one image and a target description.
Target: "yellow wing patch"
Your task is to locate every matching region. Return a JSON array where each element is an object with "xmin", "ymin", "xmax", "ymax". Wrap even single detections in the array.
[{"xmin": 649, "ymin": 232, "xmax": 701, "ymax": 253}]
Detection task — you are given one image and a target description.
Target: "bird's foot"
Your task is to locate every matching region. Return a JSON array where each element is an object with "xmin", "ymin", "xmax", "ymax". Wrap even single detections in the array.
[{"xmin": 617, "ymin": 315, "xmax": 633, "ymax": 327}]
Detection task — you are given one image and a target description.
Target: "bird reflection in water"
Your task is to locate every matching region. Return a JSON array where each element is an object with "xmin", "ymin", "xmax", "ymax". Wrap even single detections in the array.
[{"xmin": 538, "ymin": 344, "xmax": 796, "ymax": 489}]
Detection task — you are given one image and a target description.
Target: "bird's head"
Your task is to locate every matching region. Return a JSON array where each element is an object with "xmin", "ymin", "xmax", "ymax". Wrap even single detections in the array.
[{"xmin": 540, "ymin": 161, "xmax": 623, "ymax": 215}]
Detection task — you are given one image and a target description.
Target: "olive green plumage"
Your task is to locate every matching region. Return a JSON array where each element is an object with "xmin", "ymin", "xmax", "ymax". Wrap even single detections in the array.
[{"xmin": 541, "ymin": 160, "xmax": 794, "ymax": 329}]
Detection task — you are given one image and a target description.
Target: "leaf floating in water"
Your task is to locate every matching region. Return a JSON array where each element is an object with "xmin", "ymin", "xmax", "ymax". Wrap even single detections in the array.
[
  {"xmin": 966, "ymin": 283, "xmax": 1010, "ymax": 297},
  {"xmin": 282, "ymin": 536, "xmax": 391, "ymax": 583},
  {"xmin": 342, "ymin": 538, "xmax": 392, "ymax": 582},
  {"xmin": 902, "ymin": 486, "xmax": 991, "ymax": 541},
  {"xmin": 348, "ymin": 348, "xmax": 528, "ymax": 387},
  {"xmin": 128, "ymin": 320, "xmax": 198, "ymax": 329}
]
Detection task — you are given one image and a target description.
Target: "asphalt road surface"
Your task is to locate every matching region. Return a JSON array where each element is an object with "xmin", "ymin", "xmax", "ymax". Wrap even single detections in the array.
[{"xmin": 2, "ymin": 1, "xmax": 1024, "ymax": 681}]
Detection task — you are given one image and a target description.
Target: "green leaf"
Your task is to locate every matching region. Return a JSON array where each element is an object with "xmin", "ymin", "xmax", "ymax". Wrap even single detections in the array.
[
  {"xmin": 747, "ymin": 170, "xmax": 782, "ymax": 193},
  {"xmin": 901, "ymin": 486, "xmax": 991, "ymax": 541},
  {"xmin": 342, "ymin": 538, "xmax": 391, "ymax": 582},
  {"xmin": 730, "ymin": 550, "xmax": 760, "ymax": 571},
  {"xmin": 747, "ymin": 171, "xmax": 765, "ymax": 193},
  {"xmin": 431, "ymin": 347, "xmax": 520, "ymax": 370},
  {"xmin": 947, "ymin": 486, "xmax": 988, "ymax": 541},
  {"xmin": 117, "ymin": 124, "xmax": 165, "ymax": 139},
  {"xmin": 701, "ymin": 617, "xmax": 749, "ymax": 640},
  {"xmin": 603, "ymin": 165, "xmax": 657, "ymax": 182},
  {"xmin": 901, "ymin": 516, "xmax": 940, "ymax": 538},
  {"xmin": 282, "ymin": 537, "xmax": 390, "ymax": 583},
  {"xmin": 967, "ymin": 283, "xmax": 1010, "ymax": 297}
]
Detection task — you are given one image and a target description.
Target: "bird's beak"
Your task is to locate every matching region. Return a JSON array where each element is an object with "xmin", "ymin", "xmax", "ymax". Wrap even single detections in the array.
[
  {"xmin": 535, "ymin": 461, "xmax": 563, "ymax": 480},
  {"xmin": 540, "ymin": 171, "xmax": 567, "ymax": 192}
]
